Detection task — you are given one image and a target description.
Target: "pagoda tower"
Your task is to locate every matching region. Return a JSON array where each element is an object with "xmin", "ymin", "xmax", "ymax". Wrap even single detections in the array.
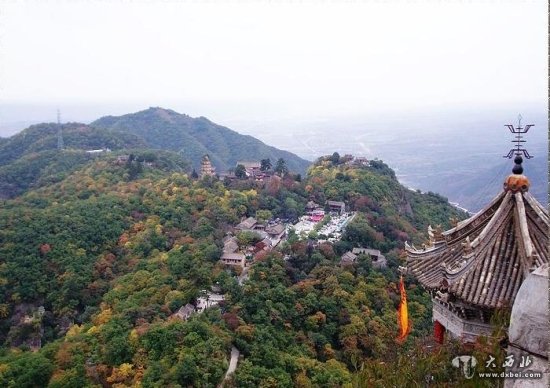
[
  {"xmin": 406, "ymin": 119, "xmax": 548, "ymax": 343},
  {"xmin": 200, "ymin": 155, "xmax": 215, "ymax": 177}
]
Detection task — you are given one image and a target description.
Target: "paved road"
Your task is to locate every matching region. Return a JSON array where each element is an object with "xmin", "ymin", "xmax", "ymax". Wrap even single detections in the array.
[
  {"xmin": 219, "ymin": 346, "xmax": 240, "ymax": 387},
  {"xmin": 225, "ymin": 346, "xmax": 240, "ymax": 377},
  {"xmin": 238, "ymin": 266, "xmax": 249, "ymax": 286}
]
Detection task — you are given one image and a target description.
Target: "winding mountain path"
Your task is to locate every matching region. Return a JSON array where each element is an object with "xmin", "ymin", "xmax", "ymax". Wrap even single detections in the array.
[{"xmin": 219, "ymin": 346, "xmax": 240, "ymax": 387}]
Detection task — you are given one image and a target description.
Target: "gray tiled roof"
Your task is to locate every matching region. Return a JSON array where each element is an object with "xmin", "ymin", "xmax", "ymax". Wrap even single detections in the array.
[{"xmin": 406, "ymin": 190, "xmax": 548, "ymax": 309}]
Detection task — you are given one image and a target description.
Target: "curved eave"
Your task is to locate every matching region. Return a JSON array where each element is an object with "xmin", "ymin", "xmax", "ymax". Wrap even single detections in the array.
[
  {"xmin": 523, "ymin": 192, "xmax": 550, "ymax": 225},
  {"xmin": 448, "ymin": 191, "xmax": 548, "ymax": 309},
  {"xmin": 449, "ymin": 219, "xmax": 523, "ymax": 309},
  {"xmin": 519, "ymin": 192, "xmax": 549, "ymax": 267},
  {"xmin": 405, "ymin": 241, "xmax": 446, "ymax": 256},
  {"xmin": 407, "ymin": 188, "xmax": 549, "ymax": 309},
  {"xmin": 406, "ymin": 192, "xmax": 511, "ymax": 291},
  {"xmin": 407, "ymin": 242, "xmax": 462, "ymax": 289},
  {"xmin": 443, "ymin": 191, "xmax": 507, "ymax": 244}
]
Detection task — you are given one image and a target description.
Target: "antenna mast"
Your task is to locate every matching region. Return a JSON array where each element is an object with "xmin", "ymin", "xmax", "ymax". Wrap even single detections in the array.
[{"xmin": 57, "ymin": 109, "xmax": 64, "ymax": 150}]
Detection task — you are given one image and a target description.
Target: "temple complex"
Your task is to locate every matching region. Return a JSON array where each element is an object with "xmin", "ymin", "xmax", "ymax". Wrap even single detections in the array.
[
  {"xmin": 406, "ymin": 121, "xmax": 548, "ymax": 344},
  {"xmin": 200, "ymin": 154, "xmax": 216, "ymax": 177}
]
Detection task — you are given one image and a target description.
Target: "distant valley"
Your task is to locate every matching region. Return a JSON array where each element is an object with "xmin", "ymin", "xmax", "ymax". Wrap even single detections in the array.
[{"xmin": 227, "ymin": 109, "xmax": 547, "ymax": 212}]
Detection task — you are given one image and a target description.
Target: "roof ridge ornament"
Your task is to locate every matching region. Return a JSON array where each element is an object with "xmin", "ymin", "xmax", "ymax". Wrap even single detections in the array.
[
  {"xmin": 504, "ymin": 114, "xmax": 534, "ymax": 171},
  {"xmin": 428, "ymin": 224, "xmax": 444, "ymax": 244},
  {"xmin": 503, "ymin": 115, "xmax": 532, "ymax": 192},
  {"xmin": 461, "ymin": 236, "xmax": 473, "ymax": 254}
]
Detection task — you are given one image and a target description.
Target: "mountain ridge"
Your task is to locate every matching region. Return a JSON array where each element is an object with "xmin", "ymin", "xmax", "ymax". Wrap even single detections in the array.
[
  {"xmin": 0, "ymin": 108, "xmax": 312, "ymax": 198},
  {"xmin": 91, "ymin": 107, "xmax": 311, "ymax": 173}
]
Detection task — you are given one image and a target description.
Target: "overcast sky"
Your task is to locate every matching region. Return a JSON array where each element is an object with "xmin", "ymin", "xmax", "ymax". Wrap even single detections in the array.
[{"xmin": 0, "ymin": 0, "xmax": 547, "ymax": 124}]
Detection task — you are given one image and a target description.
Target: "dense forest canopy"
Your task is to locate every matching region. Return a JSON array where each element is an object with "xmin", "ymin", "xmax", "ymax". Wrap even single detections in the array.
[{"xmin": 0, "ymin": 117, "xmax": 507, "ymax": 387}]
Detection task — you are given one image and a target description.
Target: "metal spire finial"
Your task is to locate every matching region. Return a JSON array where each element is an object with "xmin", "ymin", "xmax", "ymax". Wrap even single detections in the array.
[
  {"xmin": 503, "ymin": 115, "xmax": 533, "ymax": 175},
  {"xmin": 503, "ymin": 114, "xmax": 533, "ymax": 160}
]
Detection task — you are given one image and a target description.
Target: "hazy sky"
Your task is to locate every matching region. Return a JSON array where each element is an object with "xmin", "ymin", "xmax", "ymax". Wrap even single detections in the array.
[{"xmin": 0, "ymin": 0, "xmax": 547, "ymax": 123}]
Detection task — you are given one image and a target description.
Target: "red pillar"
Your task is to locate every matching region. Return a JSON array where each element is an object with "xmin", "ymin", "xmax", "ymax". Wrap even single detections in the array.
[{"xmin": 434, "ymin": 320, "xmax": 445, "ymax": 344}]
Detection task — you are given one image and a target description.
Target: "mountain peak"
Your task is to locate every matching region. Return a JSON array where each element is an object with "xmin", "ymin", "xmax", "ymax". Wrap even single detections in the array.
[
  {"xmin": 91, "ymin": 109, "xmax": 311, "ymax": 173},
  {"xmin": 148, "ymin": 107, "xmax": 179, "ymax": 123}
]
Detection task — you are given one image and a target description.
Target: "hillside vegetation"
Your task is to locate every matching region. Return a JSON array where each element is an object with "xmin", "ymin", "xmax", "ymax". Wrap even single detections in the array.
[
  {"xmin": 0, "ymin": 123, "xmax": 146, "ymax": 167},
  {"xmin": 0, "ymin": 146, "xmax": 489, "ymax": 387},
  {"xmin": 0, "ymin": 109, "xmax": 311, "ymax": 199},
  {"xmin": 0, "ymin": 123, "xmax": 151, "ymax": 199}
]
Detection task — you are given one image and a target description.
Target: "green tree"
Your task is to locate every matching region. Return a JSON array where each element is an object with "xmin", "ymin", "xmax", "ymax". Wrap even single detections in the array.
[
  {"xmin": 235, "ymin": 164, "xmax": 247, "ymax": 179},
  {"xmin": 237, "ymin": 230, "xmax": 262, "ymax": 248},
  {"xmin": 256, "ymin": 209, "xmax": 273, "ymax": 223},
  {"xmin": 260, "ymin": 158, "xmax": 272, "ymax": 171},
  {"xmin": 274, "ymin": 158, "xmax": 288, "ymax": 176},
  {"xmin": 126, "ymin": 154, "xmax": 143, "ymax": 180},
  {"xmin": 283, "ymin": 197, "xmax": 299, "ymax": 219},
  {"xmin": 0, "ymin": 352, "xmax": 54, "ymax": 388}
]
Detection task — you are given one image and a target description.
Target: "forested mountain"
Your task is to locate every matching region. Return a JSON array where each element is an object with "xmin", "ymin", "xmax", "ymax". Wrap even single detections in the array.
[
  {"xmin": 0, "ymin": 149, "xmax": 189, "ymax": 200},
  {"xmin": 0, "ymin": 148, "xmax": 489, "ymax": 387},
  {"xmin": 0, "ymin": 150, "xmax": 93, "ymax": 199},
  {"xmin": 0, "ymin": 123, "xmax": 146, "ymax": 167},
  {"xmin": 0, "ymin": 108, "xmax": 310, "ymax": 199},
  {"xmin": 91, "ymin": 107, "xmax": 311, "ymax": 173},
  {"xmin": 0, "ymin": 123, "xmax": 152, "ymax": 199}
]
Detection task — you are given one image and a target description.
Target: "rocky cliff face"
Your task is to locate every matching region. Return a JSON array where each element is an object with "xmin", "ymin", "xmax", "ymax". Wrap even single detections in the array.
[{"xmin": 5, "ymin": 304, "xmax": 44, "ymax": 351}]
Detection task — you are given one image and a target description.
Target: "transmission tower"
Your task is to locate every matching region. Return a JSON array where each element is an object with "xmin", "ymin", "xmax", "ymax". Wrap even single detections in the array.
[{"xmin": 57, "ymin": 109, "xmax": 64, "ymax": 150}]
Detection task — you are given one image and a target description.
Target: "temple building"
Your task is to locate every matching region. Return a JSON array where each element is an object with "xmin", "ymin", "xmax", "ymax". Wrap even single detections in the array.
[
  {"xmin": 406, "ymin": 152, "xmax": 548, "ymax": 343},
  {"xmin": 236, "ymin": 161, "xmax": 261, "ymax": 177},
  {"xmin": 200, "ymin": 154, "xmax": 216, "ymax": 177}
]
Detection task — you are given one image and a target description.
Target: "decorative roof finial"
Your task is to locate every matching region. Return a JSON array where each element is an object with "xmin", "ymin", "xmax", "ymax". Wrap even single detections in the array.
[
  {"xmin": 503, "ymin": 114, "xmax": 533, "ymax": 175},
  {"xmin": 503, "ymin": 116, "xmax": 533, "ymax": 193}
]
